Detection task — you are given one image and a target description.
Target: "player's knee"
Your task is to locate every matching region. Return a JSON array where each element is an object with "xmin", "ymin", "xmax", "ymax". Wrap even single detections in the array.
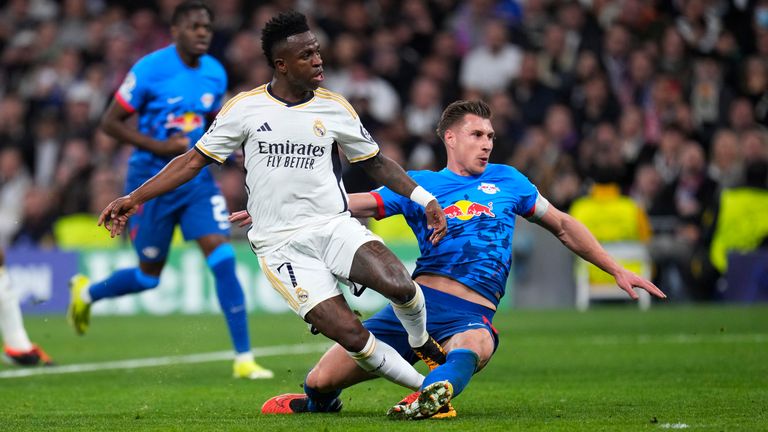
[
  {"xmin": 384, "ymin": 271, "xmax": 416, "ymax": 304},
  {"xmin": 461, "ymin": 341, "xmax": 494, "ymax": 371},
  {"xmin": 336, "ymin": 326, "xmax": 370, "ymax": 353},
  {"xmin": 305, "ymin": 366, "xmax": 339, "ymax": 393},
  {"xmin": 135, "ymin": 269, "xmax": 160, "ymax": 289}
]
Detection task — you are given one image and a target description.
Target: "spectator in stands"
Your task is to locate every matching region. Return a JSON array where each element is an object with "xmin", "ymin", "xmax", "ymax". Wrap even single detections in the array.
[
  {"xmin": 536, "ymin": 23, "xmax": 572, "ymax": 93},
  {"xmin": 728, "ymin": 97, "xmax": 758, "ymax": 133},
  {"xmin": 628, "ymin": 49, "xmax": 655, "ymax": 110},
  {"xmin": 0, "ymin": 147, "xmax": 31, "ymax": 247},
  {"xmin": 573, "ymin": 73, "xmax": 621, "ymax": 140},
  {"xmin": 645, "ymin": 76, "xmax": 685, "ymax": 144},
  {"xmin": 708, "ymin": 128, "xmax": 743, "ymax": 188},
  {"xmin": 675, "ymin": 0, "xmax": 723, "ymax": 54},
  {"xmin": 403, "ymin": 77, "xmax": 440, "ymax": 140},
  {"xmin": 53, "ymin": 137, "xmax": 92, "ymax": 216},
  {"xmin": 449, "ymin": 0, "xmax": 520, "ymax": 55},
  {"xmin": 487, "ymin": 91, "xmax": 524, "ymax": 164},
  {"xmin": 459, "ymin": 19, "xmax": 522, "ymax": 96},
  {"xmin": 708, "ymin": 160, "xmax": 768, "ymax": 282},
  {"xmin": 0, "ymin": 94, "xmax": 31, "ymax": 151},
  {"xmin": 742, "ymin": 127, "xmax": 768, "ymax": 162},
  {"xmin": 658, "ymin": 26, "xmax": 692, "ymax": 80},
  {"xmin": 618, "ymin": 106, "xmax": 648, "ymax": 175},
  {"xmin": 649, "ymin": 124, "xmax": 686, "ymax": 184},
  {"xmin": 630, "ymin": 164, "xmax": 663, "ymax": 212},
  {"xmin": 12, "ymin": 185, "xmax": 55, "ymax": 248},
  {"xmin": 29, "ymin": 111, "xmax": 61, "ymax": 187},
  {"xmin": 555, "ymin": 0, "xmax": 602, "ymax": 60},
  {"xmin": 570, "ymin": 156, "xmax": 652, "ymax": 245},
  {"xmin": 509, "ymin": 51, "xmax": 557, "ymax": 127},
  {"xmin": 740, "ymin": 56, "xmax": 768, "ymax": 126},
  {"xmin": 601, "ymin": 23, "xmax": 633, "ymax": 107},
  {"xmin": 649, "ymin": 142, "xmax": 718, "ymax": 299},
  {"xmin": 689, "ymin": 56, "xmax": 732, "ymax": 139}
]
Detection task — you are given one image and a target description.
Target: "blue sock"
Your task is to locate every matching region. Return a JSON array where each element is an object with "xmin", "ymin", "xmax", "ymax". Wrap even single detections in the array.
[
  {"xmin": 304, "ymin": 380, "xmax": 342, "ymax": 412},
  {"xmin": 421, "ymin": 348, "xmax": 479, "ymax": 397},
  {"xmin": 89, "ymin": 268, "xmax": 159, "ymax": 302},
  {"xmin": 207, "ymin": 244, "xmax": 251, "ymax": 354}
]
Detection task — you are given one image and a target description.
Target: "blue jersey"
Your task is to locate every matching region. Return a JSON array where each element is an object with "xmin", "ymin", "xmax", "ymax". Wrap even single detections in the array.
[
  {"xmin": 115, "ymin": 45, "xmax": 227, "ymax": 184},
  {"xmin": 372, "ymin": 164, "xmax": 540, "ymax": 307}
]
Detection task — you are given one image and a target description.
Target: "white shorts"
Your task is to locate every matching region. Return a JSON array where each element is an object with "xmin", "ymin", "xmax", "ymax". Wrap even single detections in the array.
[{"xmin": 257, "ymin": 215, "xmax": 381, "ymax": 318}]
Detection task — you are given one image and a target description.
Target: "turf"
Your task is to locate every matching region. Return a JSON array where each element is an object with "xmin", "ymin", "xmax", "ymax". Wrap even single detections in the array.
[{"xmin": 1, "ymin": 304, "xmax": 766, "ymax": 431}]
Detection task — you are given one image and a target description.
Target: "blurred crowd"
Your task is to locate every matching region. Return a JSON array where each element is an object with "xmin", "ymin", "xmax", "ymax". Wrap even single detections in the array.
[{"xmin": 1, "ymin": 0, "xmax": 768, "ymax": 300}]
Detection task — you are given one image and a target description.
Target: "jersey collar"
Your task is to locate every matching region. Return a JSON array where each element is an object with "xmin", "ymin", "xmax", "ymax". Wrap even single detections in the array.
[
  {"xmin": 266, "ymin": 83, "xmax": 315, "ymax": 107},
  {"xmin": 440, "ymin": 166, "xmax": 486, "ymax": 180}
]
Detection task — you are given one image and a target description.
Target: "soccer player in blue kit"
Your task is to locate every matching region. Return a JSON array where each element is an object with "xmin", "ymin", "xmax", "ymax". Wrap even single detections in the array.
[
  {"xmin": 256, "ymin": 100, "xmax": 666, "ymax": 418},
  {"xmin": 67, "ymin": 0, "xmax": 272, "ymax": 380}
]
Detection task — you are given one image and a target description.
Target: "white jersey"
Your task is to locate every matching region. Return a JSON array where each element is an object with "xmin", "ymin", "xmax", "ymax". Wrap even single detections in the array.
[{"xmin": 195, "ymin": 84, "xmax": 379, "ymax": 254}]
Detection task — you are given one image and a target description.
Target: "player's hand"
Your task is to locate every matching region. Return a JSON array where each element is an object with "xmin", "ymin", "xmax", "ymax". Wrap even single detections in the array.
[
  {"xmin": 98, "ymin": 195, "xmax": 140, "ymax": 238},
  {"xmin": 425, "ymin": 199, "xmax": 447, "ymax": 245},
  {"xmin": 158, "ymin": 133, "xmax": 190, "ymax": 156},
  {"xmin": 228, "ymin": 210, "xmax": 252, "ymax": 227},
  {"xmin": 613, "ymin": 268, "xmax": 667, "ymax": 300}
]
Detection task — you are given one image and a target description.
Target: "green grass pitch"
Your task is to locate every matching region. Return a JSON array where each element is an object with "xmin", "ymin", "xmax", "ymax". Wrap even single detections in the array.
[{"xmin": 1, "ymin": 305, "xmax": 766, "ymax": 431}]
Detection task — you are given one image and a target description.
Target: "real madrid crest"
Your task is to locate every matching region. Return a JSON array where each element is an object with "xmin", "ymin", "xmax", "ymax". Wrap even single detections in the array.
[
  {"xmin": 313, "ymin": 119, "xmax": 326, "ymax": 137},
  {"xmin": 295, "ymin": 287, "xmax": 309, "ymax": 304}
]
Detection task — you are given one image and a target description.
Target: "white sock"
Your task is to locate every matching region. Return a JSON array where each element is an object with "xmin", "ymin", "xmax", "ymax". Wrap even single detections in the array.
[
  {"xmin": 0, "ymin": 267, "xmax": 33, "ymax": 351},
  {"xmin": 391, "ymin": 282, "xmax": 429, "ymax": 347},
  {"xmin": 235, "ymin": 351, "xmax": 254, "ymax": 363},
  {"xmin": 347, "ymin": 332, "xmax": 424, "ymax": 391}
]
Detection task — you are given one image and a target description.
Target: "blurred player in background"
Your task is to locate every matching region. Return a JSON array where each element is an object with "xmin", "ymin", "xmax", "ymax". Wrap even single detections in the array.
[
  {"xmin": 67, "ymin": 0, "xmax": 272, "ymax": 380},
  {"xmin": 1, "ymin": 248, "xmax": 53, "ymax": 366},
  {"xmin": 97, "ymin": 10, "xmax": 450, "ymax": 401},
  {"xmin": 257, "ymin": 100, "xmax": 666, "ymax": 419}
]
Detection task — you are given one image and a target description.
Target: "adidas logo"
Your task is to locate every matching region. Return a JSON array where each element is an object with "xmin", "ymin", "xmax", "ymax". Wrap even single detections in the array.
[{"xmin": 257, "ymin": 122, "xmax": 272, "ymax": 132}]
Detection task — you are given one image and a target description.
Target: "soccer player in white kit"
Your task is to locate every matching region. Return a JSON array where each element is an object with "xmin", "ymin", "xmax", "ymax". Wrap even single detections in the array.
[
  {"xmin": 1, "ymin": 248, "xmax": 54, "ymax": 366},
  {"xmin": 98, "ymin": 11, "xmax": 449, "ymax": 396}
]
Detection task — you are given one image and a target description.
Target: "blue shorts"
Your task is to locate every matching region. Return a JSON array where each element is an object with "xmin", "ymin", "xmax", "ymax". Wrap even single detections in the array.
[
  {"xmin": 363, "ymin": 285, "xmax": 499, "ymax": 364},
  {"xmin": 126, "ymin": 177, "xmax": 230, "ymax": 262}
]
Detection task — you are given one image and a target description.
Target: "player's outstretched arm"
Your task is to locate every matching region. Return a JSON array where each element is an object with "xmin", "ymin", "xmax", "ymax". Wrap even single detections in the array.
[
  {"xmin": 348, "ymin": 193, "xmax": 378, "ymax": 218},
  {"xmin": 533, "ymin": 205, "xmax": 667, "ymax": 300},
  {"xmin": 98, "ymin": 149, "xmax": 210, "ymax": 237},
  {"xmin": 357, "ymin": 153, "xmax": 446, "ymax": 244},
  {"xmin": 100, "ymin": 100, "xmax": 189, "ymax": 156},
  {"xmin": 230, "ymin": 193, "xmax": 381, "ymax": 226}
]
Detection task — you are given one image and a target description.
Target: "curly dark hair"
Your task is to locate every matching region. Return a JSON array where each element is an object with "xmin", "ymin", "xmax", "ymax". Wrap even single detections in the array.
[
  {"xmin": 261, "ymin": 11, "xmax": 310, "ymax": 68},
  {"xmin": 171, "ymin": 0, "xmax": 214, "ymax": 26}
]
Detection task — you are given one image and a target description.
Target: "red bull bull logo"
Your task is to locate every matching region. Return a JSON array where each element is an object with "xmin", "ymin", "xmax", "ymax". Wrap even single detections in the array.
[
  {"xmin": 165, "ymin": 112, "xmax": 204, "ymax": 133},
  {"xmin": 443, "ymin": 200, "xmax": 495, "ymax": 220}
]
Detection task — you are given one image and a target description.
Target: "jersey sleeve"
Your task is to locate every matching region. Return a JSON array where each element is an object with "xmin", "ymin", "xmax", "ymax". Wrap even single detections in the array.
[
  {"xmin": 194, "ymin": 103, "xmax": 245, "ymax": 164},
  {"xmin": 369, "ymin": 186, "xmax": 408, "ymax": 220},
  {"xmin": 333, "ymin": 103, "xmax": 380, "ymax": 163},
  {"xmin": 509, "ymin": 168, "xmax": 543, "ymax": 218},
  {"xmin": 115, "ymin": 61, "xmax": 150, "ymax": 113}
]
